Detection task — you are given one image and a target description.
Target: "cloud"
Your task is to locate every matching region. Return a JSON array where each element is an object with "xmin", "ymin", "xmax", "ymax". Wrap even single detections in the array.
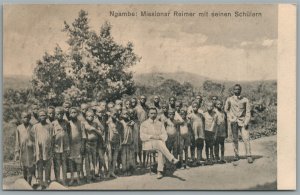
[
  {"xmin": 240, "ymin": 39, "xmax": 277, "ymax": 49},
  {"xmin": 4, "ymin": 4, "xmax": 278, "ymax": 81}
]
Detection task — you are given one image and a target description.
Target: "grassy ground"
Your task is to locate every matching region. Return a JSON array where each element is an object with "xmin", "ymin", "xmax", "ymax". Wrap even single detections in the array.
[{"xmin": 3, "ymin": 135, "xmax": 277, "ymax": 190}]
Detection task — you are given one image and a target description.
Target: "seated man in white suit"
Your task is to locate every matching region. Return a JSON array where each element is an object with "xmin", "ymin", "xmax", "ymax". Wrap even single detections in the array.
[{"xmin": 140, "ymin": 107, "xmax": 179, "ymax": 179}]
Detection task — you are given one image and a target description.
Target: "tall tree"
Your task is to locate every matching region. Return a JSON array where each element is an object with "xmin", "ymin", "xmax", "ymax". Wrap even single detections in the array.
[
  {"xmin": 63, "ymin": 10, "xmax": 140, "ymax": 101},
  {"xmin": 31, "ymin": 10, "xmax": 140, "ymax": 105},
  {"xmin": 31, "ymin": 46, "xmax": 73, "ymax": 106}
]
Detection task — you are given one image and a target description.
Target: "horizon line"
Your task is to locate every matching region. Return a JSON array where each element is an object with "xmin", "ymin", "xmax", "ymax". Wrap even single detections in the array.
[{"xmin": 4, "ymin": 71, "xmax": 277, "ymax": 82}]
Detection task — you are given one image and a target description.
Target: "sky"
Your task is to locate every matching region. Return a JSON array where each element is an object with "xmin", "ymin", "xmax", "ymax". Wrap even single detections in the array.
[{"xmin": 4, "ymin": 4, "xmax": 278, "ymax": 81}]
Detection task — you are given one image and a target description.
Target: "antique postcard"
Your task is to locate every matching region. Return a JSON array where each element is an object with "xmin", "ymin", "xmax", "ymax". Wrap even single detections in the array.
[{"xmin": 2, "ymin": 4, "xmax": 296, "ymax": 190}]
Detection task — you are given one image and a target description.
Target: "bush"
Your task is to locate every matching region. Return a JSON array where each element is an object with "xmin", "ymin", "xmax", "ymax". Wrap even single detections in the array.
[{"xmin": 3, "ymin": 121, "xmax": 17, "ymax": 162}]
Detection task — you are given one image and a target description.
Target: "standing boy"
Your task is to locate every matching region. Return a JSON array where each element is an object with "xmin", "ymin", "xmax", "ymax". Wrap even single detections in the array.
[
  {"xmin": 203, "ymin": 102, "xmax": 217, "ymax": 165},
  {"xmin": 33, "ymin": 110, "xmax": 53, "ymax": 186},
  {"xmin": 107, "ymin": 108, "xmax": 123, "ymax": 178},
  {"xmin": 94, "ymin": 106, "xmax": 109, "ymax": 179},
  {"xmin": 188, "ymin": 101, "xmax": 205, "ymax": 165},
  {"xmin": 127, "ymin": 108, "xmax": 140, "ymax": 166},
  {"xmin": 68, "ymin": 107, "xmax": 85, "ymax": 185},
  {"xmin": 52, "ymin": 107, "xmax": 71, "ymax": 186},
  {"xmin": 178, "ymin": 109, "xmax": 192, "ymax": 169},
  {"xmin": 15, "ymin": 112, "xmax": 35, "ymax": 185},
  {"xmin": 133, "ymin": 96, "xmax": 148, "ymax": 167},
  {"xmin": 82, "ymin": 110, "xmax": 102, "ymax": 183},
  {"xmin": 224, "ymin": 84, "xmax": 253, "ymax": 163},
  {"xmin": 120, "ymin": 110, "xmax": 135, "ymax": 176},
  {"xmin": 214, "ymin": 100, "xmax": 228, "ymax": 163},
  {"xmin": 164, "ymin": 109, "xmax": 179, "ymax": 158}
]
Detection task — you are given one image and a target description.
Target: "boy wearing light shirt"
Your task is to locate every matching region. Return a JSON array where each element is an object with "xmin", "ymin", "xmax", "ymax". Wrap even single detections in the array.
[
  {"xmin": 224, "ymin": 84, "xmax": 253, "ymax": 163},
  {"xmin": 203, "ymin": 102, "xmax": 217, "ymax": 165}
]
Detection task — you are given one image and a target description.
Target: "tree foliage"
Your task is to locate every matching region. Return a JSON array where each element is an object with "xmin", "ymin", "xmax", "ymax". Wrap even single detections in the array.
[
  {"xmin": 63, "ymin": 10, "xmax": 140, "ymax": 102},
  {"xmin": 31, "ymin": 46, "xmax": 73, "ymax": 106},
  {"xmin": 31, "ymin": 10, "xmax": 140, "ymax": 106}
]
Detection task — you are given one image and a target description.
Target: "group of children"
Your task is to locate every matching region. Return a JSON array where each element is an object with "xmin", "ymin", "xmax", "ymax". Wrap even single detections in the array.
[{"xmin": 14, "ymin": 94, "xmax": 228, "ymax": 186}]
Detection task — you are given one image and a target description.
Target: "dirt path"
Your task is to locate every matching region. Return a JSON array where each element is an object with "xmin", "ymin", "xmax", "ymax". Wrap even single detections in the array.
[{"xmin": 3, "ymin": 135, "xmax": 277, "ymax": 190}]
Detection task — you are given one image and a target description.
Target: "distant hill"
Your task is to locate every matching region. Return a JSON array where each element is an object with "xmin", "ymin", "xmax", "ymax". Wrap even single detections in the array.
[
  {"xmin": 3, "ymin": 75, "xmax": 32, "ymax": 90},
  {"xmin": 133, "ymin": 71, "xmax": 276, "ymax": 89},
  {"xmin": 133, "ymin": 71, "xmax": 210, "ymax": 88},
  {"xmin": 3, "ymin": 72, "xmax": 276, "ymax": 91}
]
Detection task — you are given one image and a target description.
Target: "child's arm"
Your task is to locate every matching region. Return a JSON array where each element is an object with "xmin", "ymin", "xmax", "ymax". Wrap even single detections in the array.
[
  {"xmin": 51, "ymin": 125, "xmax": 56, "ymax": 154},
  {"xmin": 14, "ymin": 128, "xmax": 20, "ymax": 161},
  {"xmin": 94, "ymin": 124, "xmax": 104, "ymax": 137},
  {"xmin": 188, "ymin": 122, "xmax": 193, "ymax": 136},
  {"xmin": 211, "ymin": 115, "xmax": 217, "ymax": 139},
  {"xmin": 84, "ymin": 123, "xmax": 97, "ymax": 132},
  {"xmin": 224, "ymin": 113, "xmax": 228, "ymax": 138},
  {"xmin": 65, "ymin": 122, "xmax": 71, "ymax": 156},
  {"xmin": 214, "ymin": 116, "xmax": 219, "ymax": 139},
  {"xmin": 224, "ymin": 98, "xmax": 231, "ymax": 114},
  {"xmin": 34, "ymin": 126, "xmax": 39, "ymax": 162},
  {"xmin": 244, "ymin": 99, "xmax": 251, "ymax": 128},
  {"xmin": 50, "ymin": 125, "xmax": 54, "ymax": 158}
]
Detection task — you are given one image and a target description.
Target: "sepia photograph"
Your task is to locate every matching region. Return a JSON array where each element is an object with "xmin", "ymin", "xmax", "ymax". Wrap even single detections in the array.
[{"xmin": 2, "ymin": 4, "xmax": 295, "ymax": 190}]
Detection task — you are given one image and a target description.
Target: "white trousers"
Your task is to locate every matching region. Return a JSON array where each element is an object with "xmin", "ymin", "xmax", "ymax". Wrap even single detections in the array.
[{"xmin": 145, "ymin": 140, "xmax": 175, "ymax": 172}]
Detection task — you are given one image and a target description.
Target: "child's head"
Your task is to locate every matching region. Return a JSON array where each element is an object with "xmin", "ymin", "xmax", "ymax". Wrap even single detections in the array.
[
  {"xmin": 96, "ymin": 106, "xmax": 105, "ymax": 118},
  {"xmin": 206, "ymin": 102, "xmax": 214, "ymax": 112},
  {"xmin": 192, "ymin": 101, "xmax": 199, "ymax": 112},
  {"xmin": 125, "ymin": 100, "xmax": 131, "ymax": 109},
  {"xmin": 90, "ymin": 101, "xmax": 98, "ymax": 113},
  {"xmin": 169, "ymin": 97, "xmax": 176, "ymax": 107},
  {"xmin": 153, "ymin": 95, "xmax": 160, "ymax": 104},
  {"xmin": 110, "ymin": 108, "xmax": 119, "ymax": 121},
  {"xmin": 115, "ymin": 99, "xmax": 123, "ymax": 107},
  {"xmin": 211, "ymin": 96, "xmax": 218, "ymax": 107},
  {"xmin": 168, "ymin": 109, "xmax": 176, "ymax": 120},
  {"xmin": 180, "ymin": 108, "xmax": 187, "ymax": 120},
  {"xmin": 215, "ymin": 100, "xmax": 223, "ymax": 110},
  {"xmin": 195, "ymin": 95, "xmax": 203, "ymax": 104},
  {"xmin": 140, "ymin": 95, "xmax": 147, "ymax": 105},
  {"xmin": 80, "ymin": 103, "xmax": 89, "ymax": 115},
  {"xmin": 21, "ymin": 111, "xmax": 31, "ymax": 124},
  {"xmin": 69, "ymin": 107, "xmax": 78, "ymax": 119},
  {"xmin": 107, "ymin": 102, "xmax": 115, "ymax": 111},
  {"xmin": 160, "ymin": 103, "xmax": 168, "ymax": 113},
  {"xmin": 175, "ymin": 101, "xmax": 182, "ymax": 112},
  {"xmin": 99, "ymin": 101, "xmax": 107, "ymax": 111},
  {"xmin": 233, "ymin": 84, "xmax": 242, "ymax": 96},
  {"xmin": 63, "ymin": 101, "xmax": 72, "ymax": 113},
  {"xmin": 38, "ymin": 109, "xmax": 47, "ymax": 122},
  {"xmin": 31, "ymin": 103, "xmax": 39, "ymax": 115},
  {"xmin": 85, "ymin": 110, "xmax": 94, "ymax": 122},
  {"xmin": 121, "ymin": 110, "xmax": 130, "ymax": 121},
  {"xmin": 115, "ymin": 104, "xmax": 123, "ymax": 116},
  {"xmin": 55, "ymin": 107, "xmax": 64, "ymax": 121},
  {"xmin": 47, "ymin": 106, "xmax": 55, "ymax": 119},
  {"xmin": 131, "ymin": 97, "xmax": 137, "ymax": 108}
]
